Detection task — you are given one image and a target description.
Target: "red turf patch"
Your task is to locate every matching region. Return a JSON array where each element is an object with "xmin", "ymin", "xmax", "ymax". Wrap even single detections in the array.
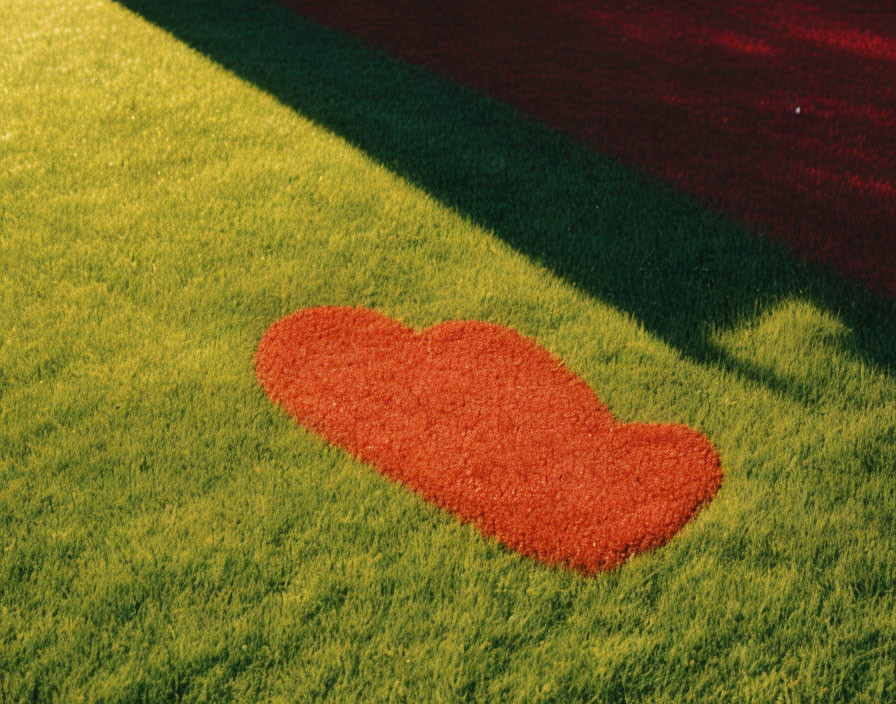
[
  {"xmin": 276, "ymin": 1, "xmax": 896, "ymax": 296},
  {"xmin": 256, "ymin": 307, "xmax": 722, "ymax": 573}
]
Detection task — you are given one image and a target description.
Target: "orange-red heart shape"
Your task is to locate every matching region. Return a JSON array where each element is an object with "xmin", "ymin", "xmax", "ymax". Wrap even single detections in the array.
[{"xmin": 256, "ymin": 307, "xmax": 722, "ymax": 574}]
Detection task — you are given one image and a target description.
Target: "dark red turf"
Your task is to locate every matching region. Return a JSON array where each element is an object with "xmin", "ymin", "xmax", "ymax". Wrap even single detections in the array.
[
  {"xmin": 275, "ymin": 0, "xmax": 896, "ymax": 296},
  {"xmin": 256, "ymin": 307, "xmax": 722, "ymax": 573}
]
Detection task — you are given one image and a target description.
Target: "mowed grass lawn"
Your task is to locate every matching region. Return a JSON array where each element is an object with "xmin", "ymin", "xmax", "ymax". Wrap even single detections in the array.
[{"xmin": 2, "ymin": 0, "xmax": 895, "ymax": 701}]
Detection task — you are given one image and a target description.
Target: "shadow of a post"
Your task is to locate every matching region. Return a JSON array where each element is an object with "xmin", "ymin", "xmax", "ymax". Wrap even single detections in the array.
[{"xmin": 115, "ymin": 0, "xmax": 894, "ymax": 405}]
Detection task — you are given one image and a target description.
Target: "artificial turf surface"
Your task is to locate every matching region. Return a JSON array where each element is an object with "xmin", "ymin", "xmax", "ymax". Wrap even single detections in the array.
[
  {"xmin": 257, "ymin": 307, "xmax": 722, "ymax": 575},
  {"xmin": 279, "ymin": 0, "xmax": 896, "ymax": 298},
  {"xmin": 1, "ymin": 0, "xmax": 895, "ymax": 701}
]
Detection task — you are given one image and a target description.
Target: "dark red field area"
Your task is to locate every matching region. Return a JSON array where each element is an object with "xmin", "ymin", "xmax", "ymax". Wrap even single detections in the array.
[
  {"xmin": 257, "ymin": 307, "xmax": 722, "ymax": 574},
  {"xmin": 276, "ymin": 0, "xmax": 895, "ymax": 296}
]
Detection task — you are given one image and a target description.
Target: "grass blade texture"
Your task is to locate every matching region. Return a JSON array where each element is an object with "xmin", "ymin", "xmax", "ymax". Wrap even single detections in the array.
[{"xmin": 1, "ymin": 0, "xmax": 894, "ymax": 701}]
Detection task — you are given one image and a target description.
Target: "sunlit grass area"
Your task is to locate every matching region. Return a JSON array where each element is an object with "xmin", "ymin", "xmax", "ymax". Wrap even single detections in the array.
[{"xmin": 1, "ymin": 0, "xmax": 894, "ymax": 701}]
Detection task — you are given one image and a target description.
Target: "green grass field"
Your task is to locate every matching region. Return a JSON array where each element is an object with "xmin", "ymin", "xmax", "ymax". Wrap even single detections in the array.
[{"xmin": 2, "ymin": 0, "xmax": 895, "ymax": 701}]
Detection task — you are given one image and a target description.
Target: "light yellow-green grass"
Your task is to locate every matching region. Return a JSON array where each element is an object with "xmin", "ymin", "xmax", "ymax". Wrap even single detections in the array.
[{"xmin": 1, "ymin": 0, "xmax": 894, "ymax": 701}]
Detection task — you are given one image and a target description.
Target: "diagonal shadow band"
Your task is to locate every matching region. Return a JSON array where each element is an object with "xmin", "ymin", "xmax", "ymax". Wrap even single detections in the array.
[
  {"xmin": 114, "ymin": 0, "xmax": 894, "ymax": 402},
  {"xmin": 275, "ymin": 0, "xmax": 896, "ymax": 299}
]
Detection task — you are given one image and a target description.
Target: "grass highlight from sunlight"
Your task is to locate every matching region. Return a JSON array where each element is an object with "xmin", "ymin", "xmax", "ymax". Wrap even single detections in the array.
[{"xmin": 1, "ymin": 0, "xmax": 894, "ymax": 701}]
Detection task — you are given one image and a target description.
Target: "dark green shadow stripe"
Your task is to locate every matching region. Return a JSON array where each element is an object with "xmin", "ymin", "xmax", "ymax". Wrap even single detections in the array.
[{"xmin": 114, "ymin": 0, "xmax": 894, "ymax": 403}]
